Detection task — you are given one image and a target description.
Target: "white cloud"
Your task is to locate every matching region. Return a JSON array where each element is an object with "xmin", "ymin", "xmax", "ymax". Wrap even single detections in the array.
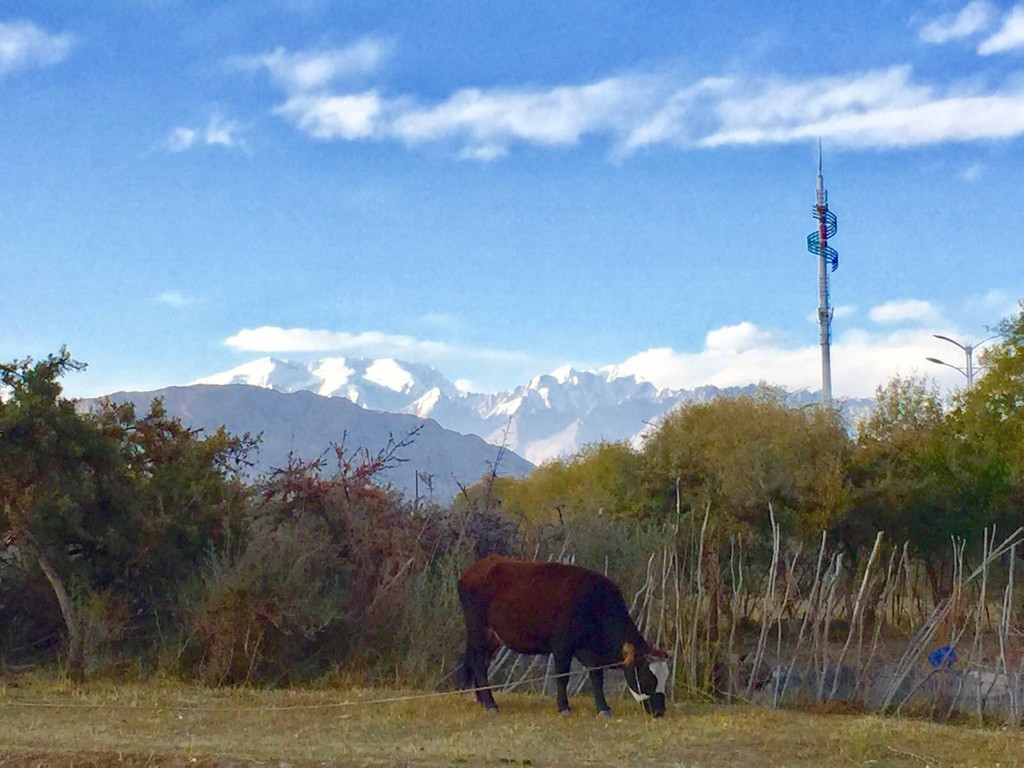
[
  {"xmin": 962, "ymin": 161, "xmax": 985, "ymax": 180},
  {"xmin": 388, "ymin": 76, "xmax": 656, "ymax": 154},
  {"xmin": 204, "ymin": 114, "xmax": 240, "ymax": 147},
  {"xmin": 237, "ymin": 39, "xmax": 390, "ymax": 93},
  {"xmin": 920, "ymin": 1, "xmax": 995, "ymax": 43},
  {"xmin": 704, "ymin": 321, "xmax": 776, "ymax": 352},
  {"xmin": 261, "ymin": 66, "xmax": 672, "ymax": 157},
  {"xmin": 154, "ymin": 290, "xmax": 195, "ymax": 308},
  {"xmin": 454, "ymin": 378, "xmax": 476, "ymax": 393},
  {"xmin": 255, "ymin": 60, "xmax": 1024, "ymax": 158},
  {"xmin": 167, "ymin": 114, "xmax": 244, "ymax": 152},
  {"xmin": 274, "ymin": 91, "xmax": 384, "ymax": 139},
  {"xmin": 617, "ymin": 78, "xmax": 734, "ymax": 155},
  {"xmin": 979, "ymin": 5, "xmax": 1024, "ymax": 54},
  {"xmin": 611, "ymin": 322, "xmax": 976, "ymax": 398},
  {"xmin": 698, "ymin": 66, "xmax": 1024, "ymax": 149},
  {"xmin": 459, "ymin": 144, "xmax": 508, "ymax": 162},
  {"xmin": 167, "ymin": 127, "xmax": 197, "ymax": 152},
  {"xmin": 869, "ymin": 299, "xmax": 939, "ymax": 324},
  {"xmin": 224, "ymin": 325, "xmax": 531, "ymax": 365},
  {"xmin": 0, "ymin": 20, "xmax": 74, "ymax": 77}
]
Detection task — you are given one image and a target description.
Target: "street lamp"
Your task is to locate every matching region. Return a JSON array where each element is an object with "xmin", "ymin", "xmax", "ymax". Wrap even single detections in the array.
[{"xmin": 926, "ymin": 333, "xmax": 998, "ymax": 388}]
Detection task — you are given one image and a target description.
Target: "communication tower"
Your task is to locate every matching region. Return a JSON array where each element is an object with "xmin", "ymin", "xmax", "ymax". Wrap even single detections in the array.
[{"xmin": 806, "ymin": 140, "xmax": 839, "ymax": 408}]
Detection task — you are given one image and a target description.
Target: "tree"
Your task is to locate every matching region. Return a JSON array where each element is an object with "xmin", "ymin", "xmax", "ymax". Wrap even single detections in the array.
[
  {"xmin": 0, "ymin": 350, "xmax": 257, "ymax": 678},
  {"xmin": 493, "ymin": 441, "xmax": 647, "ymax": 524},
  {"xmin": 0, "ymin": 350, "xmax": 128, "ymax": 679},
  {"xmin": 640, "ymin": 396, "xmax": 852, "ymax": 542},
  {"xmin": 93, "ymin": 397, "xmax": 254, "ymax": 609},
  {"xmin": 639, "ymin": 395, "xmax": 852, "ymax": 668},
  {"xmin": 948, "ymin": 301, "xmax": 1024, "ymax": 536},
  {"xmin": 849, "ymin": 374, "xmax": 1007, "ymax": 598}
]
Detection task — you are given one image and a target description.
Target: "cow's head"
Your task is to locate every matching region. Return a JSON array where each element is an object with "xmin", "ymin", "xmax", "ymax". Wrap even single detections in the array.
[{"xmin": 621, "ymin": 643, "xmax": 668, "ymax": 717}]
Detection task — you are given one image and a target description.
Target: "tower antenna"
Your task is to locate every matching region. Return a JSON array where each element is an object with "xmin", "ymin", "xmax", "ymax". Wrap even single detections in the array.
[{"xmin": 806, "ymin": 139, "xmax": 839, "ymax": 408}]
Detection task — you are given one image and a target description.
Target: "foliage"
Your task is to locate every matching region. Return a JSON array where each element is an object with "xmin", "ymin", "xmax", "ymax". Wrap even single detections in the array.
[
  {"xmin": 640, "ymin": 395, "xmax": 852, "ymax": 543},
  {"xmin": 953, "ymin": 301, "xmax": 1024, "ymax": 505},
  {"xmin": 0, "ymin": 350, "xmax": 134, "ymax": 677},
  {"xmin": 180, "ymin": 439, "xmax": 438, "ymax": 684},
  {"xmin": 847, "ymin": 376, "xmax": 960, "ymax": 563},
  {"xmin": 491, "ymin": 441, "xmax": 647, "ymax": 524},
  {"xmin": 0, "ymin": 350, "xmax": 256, "ymax": 677}
]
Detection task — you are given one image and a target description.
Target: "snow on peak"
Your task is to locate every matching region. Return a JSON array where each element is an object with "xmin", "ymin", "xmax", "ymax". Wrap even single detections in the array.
[
  {"xmin": 364, "ymin": 358, "xmax": 416, "ymax": 393},
  {"xmin": 600, "ymin": 362, "xmax": 647, "ymax": 385},
  {"xmin": 195, "ymin": 355, "xmax": 458, "ymax": 410},
  {"xmin": 410, "ymin": 386, "xmax": 443, "ymax": 417},
  {"xmin": 528, "ymin": 365, "xmax": 585, "ymax": 390},
  {"xmin": 192, "ymin": 357, "xmax": 312, "ymax": 391},
  {"xmin": 550, "ymin": 364, "xmax": 578, "ymax": 384},
  {"xmin": 312, "ymin": 357, "xmax": 355, "ymax": 397}
]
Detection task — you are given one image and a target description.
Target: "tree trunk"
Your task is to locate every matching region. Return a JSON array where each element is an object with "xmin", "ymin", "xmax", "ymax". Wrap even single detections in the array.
[
  {"xmin": 31, "ymin": 540, "xmax": 85, "ymax": 682},
  {"xmin": 703, "ymin": 532, "xmax": 725, "ymax": 696},
  {"xmin": 924, "ymin": 557, "xmax": 948, "ymax": 603}
]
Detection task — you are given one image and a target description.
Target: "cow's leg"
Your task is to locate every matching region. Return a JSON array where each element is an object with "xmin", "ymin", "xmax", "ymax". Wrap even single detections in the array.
[
  {"xmin": 458, "ymin": 587, "xmax": 499, "ymax": 711},
  {"xmin": 466, "ymin": 643, "xmax": 499, "ymax": 711},
  {"xmin": 589, "ymin": 668, "xmax": 612, "ymax": 716},
  {"xmin": 553, "ymin": 651, "xmax": 573, "ymax": 713}
]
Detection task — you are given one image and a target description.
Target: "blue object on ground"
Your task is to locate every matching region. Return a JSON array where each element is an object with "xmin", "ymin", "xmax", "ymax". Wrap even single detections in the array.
[{"xmin": 928, "ymin": 645, "xmax": 957, "ymax": 669}]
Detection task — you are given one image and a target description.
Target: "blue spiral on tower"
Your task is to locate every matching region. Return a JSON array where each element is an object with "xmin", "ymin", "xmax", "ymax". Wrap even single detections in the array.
[{"xmin": 807, "ymin": 207, "xmax": 838, "ymax": 272}]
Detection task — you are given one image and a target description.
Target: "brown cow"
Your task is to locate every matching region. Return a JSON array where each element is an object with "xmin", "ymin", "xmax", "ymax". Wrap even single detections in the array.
[{"xmin": 457, "ymin": 555, "xmax": 668, "ymax": 716}]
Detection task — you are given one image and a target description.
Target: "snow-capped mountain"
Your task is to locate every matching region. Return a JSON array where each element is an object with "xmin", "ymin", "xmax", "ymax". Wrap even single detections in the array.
[
  {"xmin": 195, "ymin": 356, "xmax": 458, "ymax": 414},
  {"xmin": 192, "ymin": 357, "xmax": 875, "ymax": 465},
  {"xmin": 82, "ymin": 384, "xmax": 533, "ymax": 502}
]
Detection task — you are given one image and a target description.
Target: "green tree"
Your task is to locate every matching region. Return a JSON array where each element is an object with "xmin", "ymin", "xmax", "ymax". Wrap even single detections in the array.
[
  {"xmin": 849, "ymin": 374, "xmax": 1008, "ymax": 598},
  {"xmin": 640, "ymin": 395, "xmax": 852, "ymax": 542},
  {"xmin": 639, "ymin": 394, "xmax": 852, "ymax": 663},
  {"xmin": 948, "ymin": 301, "xmax": 1024, "ymax": 536},
  {"xmin": 494, "ymin": 441, "xmax": 646, "ymax": 524},
  {"xmin": 0, "ymin": 350, "xmax": 130, "ymax": 679},
  {"xmin": 92, "ymin": 396, "xmax": 254, "ymax": 622},
  {"xmin": 0, "ymin": 350, "xmax": 256, "ymax": 677}
]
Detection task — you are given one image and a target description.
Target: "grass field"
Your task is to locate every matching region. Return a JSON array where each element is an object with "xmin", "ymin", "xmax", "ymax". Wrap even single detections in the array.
[{"xmin": 0, "ymin": 678, "xmax": 1021, "ymax": 767}]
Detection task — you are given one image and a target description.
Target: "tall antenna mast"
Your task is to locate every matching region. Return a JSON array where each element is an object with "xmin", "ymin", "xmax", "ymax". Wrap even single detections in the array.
[{"xmin": 806, "ymin": 139, "xmax": 839, "ymax": 408}]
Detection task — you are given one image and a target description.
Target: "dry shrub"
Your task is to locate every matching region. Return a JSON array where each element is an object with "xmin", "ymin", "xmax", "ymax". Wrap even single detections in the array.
[
  {"xmin": 178, "ymin": 444, "xmax": 441, "ymax": 686},
  {"xmin": 182, "ymin": 520, "xmax": 350, "ymax": 686},
  {"xmin": 77, "ymin": 590, "xmax": 132, "ymax": 678}
]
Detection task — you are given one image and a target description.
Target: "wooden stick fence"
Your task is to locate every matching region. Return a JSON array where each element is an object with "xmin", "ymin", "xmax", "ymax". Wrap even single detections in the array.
[{"xmin": 482, "ymin": 511, "xmax": 1024, "ymax": 724}]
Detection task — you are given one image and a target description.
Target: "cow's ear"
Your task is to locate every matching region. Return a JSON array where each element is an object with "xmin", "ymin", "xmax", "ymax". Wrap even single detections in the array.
[{"xmin": 621, "ymin": 642, "xmax": 636, "ymax": 666}]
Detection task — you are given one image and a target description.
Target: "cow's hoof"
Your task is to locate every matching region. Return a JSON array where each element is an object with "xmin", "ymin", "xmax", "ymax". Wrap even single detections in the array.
[
  {"xmin": 484, "ymin": 705, "xmax": 499, "ymax": 714},
  {"xmin": 559, "ymin": 708, "xmax": 573, "ymax": 715},
  {"xmin": 598, "ymin": 709, "xmax": 613, "ymax": 718}
]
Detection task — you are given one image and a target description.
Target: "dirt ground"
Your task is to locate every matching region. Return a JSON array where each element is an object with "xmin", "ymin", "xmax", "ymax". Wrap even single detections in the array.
[{"xmin": 0, "ymin": 679, "xmax": 1021, "ymax": 767}]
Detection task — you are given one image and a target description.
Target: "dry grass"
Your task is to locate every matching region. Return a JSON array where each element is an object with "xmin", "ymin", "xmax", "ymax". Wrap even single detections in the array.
[{"xmin": 0, "ymin": 677, "xmax": 1021, "ymax": 767}]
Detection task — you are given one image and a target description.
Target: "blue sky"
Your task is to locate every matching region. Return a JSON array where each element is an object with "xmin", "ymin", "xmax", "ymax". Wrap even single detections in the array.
[{"xmin": 2, "ymin": 0, "xmax": 1023, "ymax": 399}]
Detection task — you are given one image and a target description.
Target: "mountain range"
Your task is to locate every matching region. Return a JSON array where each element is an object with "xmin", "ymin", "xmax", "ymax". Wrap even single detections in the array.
[
  {"xmin": 82, "ymin": 384, "xmax": 534, "ymax": 503},
  {"xmin": 83, "ymin": 357, "xmax": 875, "ymax": 502},
  {"xmin": 194, "ymin": 356, "xmax": 876, "ymax": 465}
]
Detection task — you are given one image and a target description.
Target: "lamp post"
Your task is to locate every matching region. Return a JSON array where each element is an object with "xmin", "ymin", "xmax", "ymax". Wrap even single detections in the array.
[{"xmin": 925, "ymin": 334, "xmax": 998, "ymax": 388}]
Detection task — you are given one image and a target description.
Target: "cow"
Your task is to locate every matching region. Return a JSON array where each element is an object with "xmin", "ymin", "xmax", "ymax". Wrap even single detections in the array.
[{"xmin": 457, "ymin": 554, "xmax": 669, "ymax": 717}]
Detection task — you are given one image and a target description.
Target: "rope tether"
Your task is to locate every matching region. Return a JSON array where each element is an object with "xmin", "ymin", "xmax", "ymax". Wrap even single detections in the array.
[{"xmin": 0, "ymin": 661, "xmax": 628, "ymax": 713}]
